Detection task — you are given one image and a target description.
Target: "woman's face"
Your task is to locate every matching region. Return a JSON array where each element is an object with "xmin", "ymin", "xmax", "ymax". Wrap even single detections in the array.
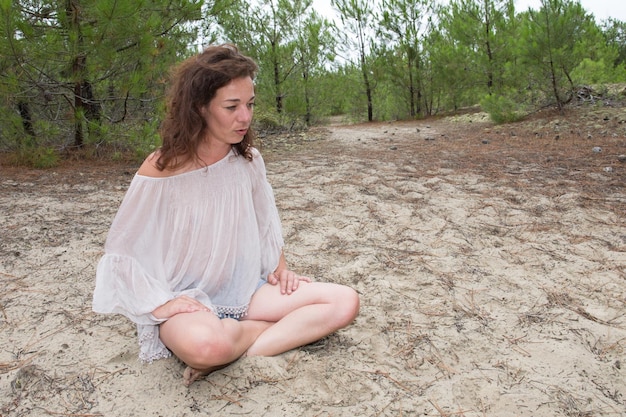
[{"xmin": 201, "ymin": 76, "xmax": 255, "ymax": 150}]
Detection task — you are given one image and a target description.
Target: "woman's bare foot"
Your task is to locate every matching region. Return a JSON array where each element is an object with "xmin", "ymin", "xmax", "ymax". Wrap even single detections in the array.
[
  {"xmin": 183, "ymin": 363, "xmax": 229, "ymax": 386},
  {"xmin": 183, "ymin": 366, "xmax": 211, "ymax": 386}
]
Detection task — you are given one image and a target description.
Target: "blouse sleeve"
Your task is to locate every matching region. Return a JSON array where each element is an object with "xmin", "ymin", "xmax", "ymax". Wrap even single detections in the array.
[
  {"xmin": 92, "ymin": 176, "xmax": 200, "ymax": 326},
  {"xmin": 94, "ymin": 254, "xmax": 170, "ymax": 325},
  {"xmin": 249, "ymin": 149, "xmax": 285, "ymax": 277}
]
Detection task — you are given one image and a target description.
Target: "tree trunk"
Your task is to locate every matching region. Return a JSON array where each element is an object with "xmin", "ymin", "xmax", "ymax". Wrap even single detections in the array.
[
  {"xmin": 272, "ymin": 41, "xmax": 283, "ymax": 113},
  {"xmin": 361, "ymin": 58, "xmax": 373, "ymax": 121},
  {"xmin": 17, "ymin": 102, "xmax": 36, "ymax": 137},
  {"xmin": 483, "ymin": 0, "xmax": 494, "ymax": 92},
  {"xmin": 408, "ymin": 62, "xmax": 415, "ymax": 117},
  {"xmin": 303, "ymin": 69, "xmax": 311, "ymax": 125},
  {"xmin": 72, "ymin": 57, "xmax": 85, "ymax": 148},
  {"xmin": 67, "ymin": 0, "xmax": 86, "ymax": 147}
]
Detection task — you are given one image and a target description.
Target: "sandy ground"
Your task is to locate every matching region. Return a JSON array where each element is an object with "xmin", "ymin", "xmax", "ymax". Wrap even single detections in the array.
[{"xmin": 1, "ymin": 106, "xmax": 625, "ymax": 416}]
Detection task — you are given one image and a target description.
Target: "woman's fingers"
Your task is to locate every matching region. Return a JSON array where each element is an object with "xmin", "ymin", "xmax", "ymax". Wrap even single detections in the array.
[
  {"xmin": 153, "ymin": 295, "xmax": 210, "ymax": 319},
  {"xmin": 270, "ymin": 270, "xmax": 312, "ymax": 295}
]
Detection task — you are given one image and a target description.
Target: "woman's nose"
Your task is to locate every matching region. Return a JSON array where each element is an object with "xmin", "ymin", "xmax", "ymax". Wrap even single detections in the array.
[{"xmin": 238, "ymin": 106, "xmax": 252, "ymax": 123}]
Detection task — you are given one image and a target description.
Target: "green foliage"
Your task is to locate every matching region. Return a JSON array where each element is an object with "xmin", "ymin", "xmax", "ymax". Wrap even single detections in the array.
[
  {"xmin": 519, "ymin": 0, "xmax": 598, "ymax": 109},
  {"xmin": 379, "ymin": 0, "xmax": 429, "ymax": 117},
  {"xmin": 89, "ymin": 119, "xmax": 161, "ymax": 163},
  {"xmin": 480, "ymin": 93, "xmax": 526, "ymax": 124},
  {"xmin": 317, "ymin": 64, "xmax": 371, "ymax": 121},
  {"xmin": 1, "ymin": 0, "xmax": 625, "ymax": 165},
  {"xmin": 26, "ymin": 147, "xmax": 59, "ymax": 169},
  {"xmin": 253, "ymin": 106, "xmax": 283, "ymax": 131},
  {"xmin": 602, "ymin": 18, "xmax": 626, "ymax": 67},
  {"xmin": 440, "ymin": 0, "xmax": 517, "ymax": 96},
  {"xmin": 0, "ymin": 109, "xmax": 23, "ymax": 151},
  {"xmin": 7, "ymin": 136, "xmax": 59, "ymax": 168},
  {"xmin": 213, "ymin": 0, "xmax": 324, "ymax": 120},
  {"xmin": 0, "ymin": 0, "xmax": 201, "ymax": 161},
  {"xmin": 332, "ymin": 0, "xmax": 377, "ymax": 121},
  {"xmin": 572, "ymin": 58, "xmax": 626, "ymax": 84},
  {"xmin": 132, "ymin": 120, "xmax": 162, "ymax": 162}
]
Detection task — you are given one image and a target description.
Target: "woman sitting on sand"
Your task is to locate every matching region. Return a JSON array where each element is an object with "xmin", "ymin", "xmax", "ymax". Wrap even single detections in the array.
[{"xmin": 92, "ymin": 44, "xmax": 360, "ymax": 386}]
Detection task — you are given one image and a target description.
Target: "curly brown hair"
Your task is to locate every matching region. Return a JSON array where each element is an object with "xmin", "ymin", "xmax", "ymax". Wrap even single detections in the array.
[{"xmin": 156, "ymin": 44, "xmax": 258, "ymax": 171}]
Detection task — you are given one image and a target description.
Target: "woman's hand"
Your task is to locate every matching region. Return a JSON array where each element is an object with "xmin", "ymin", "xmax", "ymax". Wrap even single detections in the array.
[
  {"xmin": 152, "ymin": 295, "xmax": 211, "ymax": 320},
  {"xmin": 267, "ymin": 269, "xmax": 312, "ymax": 295}
]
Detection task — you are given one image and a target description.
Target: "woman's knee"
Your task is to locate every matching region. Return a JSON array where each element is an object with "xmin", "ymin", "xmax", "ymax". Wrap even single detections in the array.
[
  {"xmin": 160, "ymin": 316, "xmax": 237, "ymax": 368},
  {"xmin": 331, "ymin": 285, "xmax": 360, "ymax": 326},
  {"xmin": 183, "ymin": 331, "xmax": 236, "ymax": 368}
]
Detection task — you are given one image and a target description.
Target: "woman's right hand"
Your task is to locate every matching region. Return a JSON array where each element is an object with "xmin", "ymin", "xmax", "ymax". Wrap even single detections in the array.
[{"xmin": 152, "ymin": 295, "xmax": 211, "ymax": 320}]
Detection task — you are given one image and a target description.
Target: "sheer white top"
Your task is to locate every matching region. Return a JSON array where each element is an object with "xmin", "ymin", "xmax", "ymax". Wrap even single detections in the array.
[{"xmin": 93, "ymin": 148, "xmax": 284, "ymax": 362}]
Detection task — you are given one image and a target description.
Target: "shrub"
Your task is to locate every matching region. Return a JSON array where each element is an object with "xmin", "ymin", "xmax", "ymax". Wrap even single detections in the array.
[
  {"xmin": 253, "ymin": 107, "xmax": 281, "ymax": 131},
  {"xmin": 8, "ymin": 144, "xmax": 60, "ymax": 168},
  {"xmin": 480, "ymin": 93, "xmax": 526, "ymax": 124}
]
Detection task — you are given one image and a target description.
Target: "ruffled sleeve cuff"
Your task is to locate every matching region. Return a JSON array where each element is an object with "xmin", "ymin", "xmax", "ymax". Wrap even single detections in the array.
[{"xmin": 93, "ymin": 254, "xmax": 173, "ymax": 326}]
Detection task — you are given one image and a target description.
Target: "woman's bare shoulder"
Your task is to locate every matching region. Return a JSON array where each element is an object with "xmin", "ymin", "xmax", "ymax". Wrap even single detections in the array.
[
  {"xmin": 137, "ymin": 151, "xmax": 198, "ymax": 178},
  {"xmin": 137, "ymin": 151, "xmax": 168, "ymax": 178}
]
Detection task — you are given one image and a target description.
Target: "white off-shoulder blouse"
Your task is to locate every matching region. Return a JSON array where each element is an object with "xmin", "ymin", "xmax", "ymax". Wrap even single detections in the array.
[{"xmin": 93, "ymin": 148, "xmax": 284, "ymax": 362}]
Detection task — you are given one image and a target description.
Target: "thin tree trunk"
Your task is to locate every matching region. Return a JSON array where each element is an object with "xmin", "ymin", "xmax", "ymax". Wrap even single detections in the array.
[
  {"xmin": 408, "ymin": 62, "xmax": 415, "ymax": 117},
  {"xmin": 67, "ymin": 0, "xmax": 86, "ymax": 147},
  {"xmin": 303, "ymin": 69, "xmax": 311, "ymax": 125},
  {"xmin": 17, "ymin": 102, "xmax": 36, "ymax": 137}
]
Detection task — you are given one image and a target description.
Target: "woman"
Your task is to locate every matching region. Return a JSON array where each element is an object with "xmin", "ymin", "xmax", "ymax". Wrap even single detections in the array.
[{"xmin": 93, "ymin": 44, "xmax": 360, "ymax": 386}]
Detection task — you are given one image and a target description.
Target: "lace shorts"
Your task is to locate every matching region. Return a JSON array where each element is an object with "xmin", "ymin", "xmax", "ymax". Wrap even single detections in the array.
[{"xmin": 216, "ymin": 278, "xmax": 266, "ymax": 320}]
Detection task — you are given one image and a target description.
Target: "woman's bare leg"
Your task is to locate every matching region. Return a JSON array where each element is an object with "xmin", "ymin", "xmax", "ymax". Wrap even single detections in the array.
[
  {"xmin": 159, "ymin": 310, "xmax": 272, "ymax": 385},
  {"xmin": 243, "ymin": 282, "xmax": 359, "ymax": 356},
  {"xmin": 159, "ymin": 282, "xmax": 358, "ymax": 385}
]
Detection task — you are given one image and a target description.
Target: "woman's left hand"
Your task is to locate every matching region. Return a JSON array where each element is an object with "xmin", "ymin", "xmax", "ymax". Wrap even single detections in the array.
[{"xmin": 267, "ymin": 269, "xmax": 312, "ymax": 295}]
